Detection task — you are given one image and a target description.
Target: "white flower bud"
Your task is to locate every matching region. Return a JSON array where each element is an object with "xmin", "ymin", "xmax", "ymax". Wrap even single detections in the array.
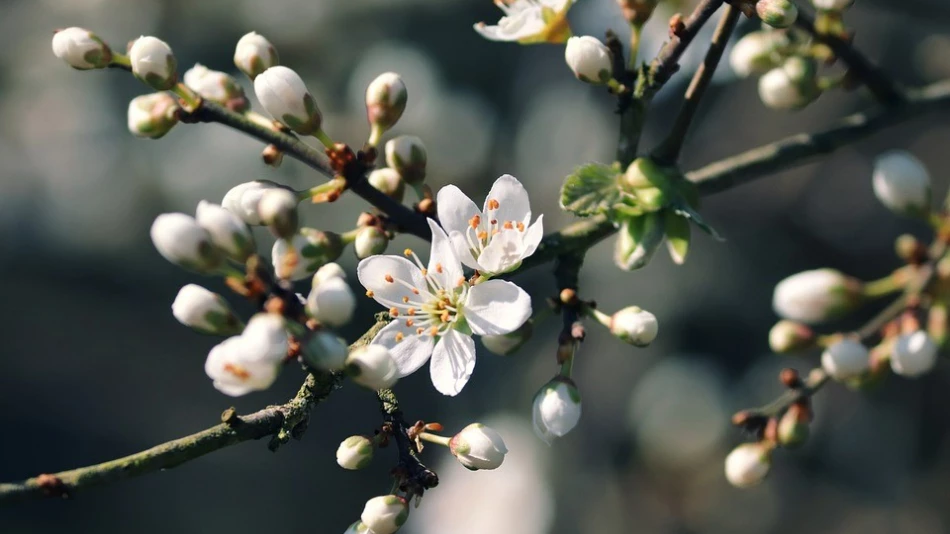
[
  {"xmin": 195, "ymin": 200, "xmax": 255, "ymax": 261},
  {"xmin": 365, "ymin": 72, "xmax": 408, "ymax": 141},
  {"xmin": 129, "ymin": 36, "xmax": 177, "ymax": 91},
  {"xmin": 532, "ymin": 377, "xmax": 582, "ymax": 444},
  {"xmin": 222, "ymin": 180, "xmax": 282, "ymax": 225},
  {"xmin": 368, "ymin": 168, "xmax": 405, "ymax": 202},
  {"xmin": 253, "ymin": 66, "xmax": 322, "ymax": 135},
  {"xmin": 241, "ymin": 313, "xmax": 290, "ymax": 362},
  {"xmin": 204, "ymin": 335, "xmax": 282, "ymax": 397},
  {"xmin": 233, "ymin": 31, "xmax": 278, "ymax": 80},
  {"xmin": 343, "ymin": 521, "xmax": 372, "ymax": 534},
  {"xmin": 872, "ymin": 150, "xmax": 932, "ymax": 216},
  {"xmin": 171, "ymin": 284, "xmax": 242, "ymax": 335},
  {"xmin": 891, "ymin": 331, "xmax": 939, "ymax": 377},
  {"xmin": 52, "ymin": 27, "xmax": 111, "ymax": 70},
  {"xmin": 755, "ymin": 0, "xmax": 798, "ymax": 28},
  {"xmin": 336, "ymin": 435, "xmax": 375, "ymax": 470},
  {"xmin": 481, "ymin": 321, "xmax": 533, "ymax": 356},
  {"xmin": 361, "ymin": 495, "xmax": 409, "ymax": 534},
  {"xmin": 609, "ymin": 306, "xmax": 659, "ymax": 346},
  {"xmin": 301, "ymin": 331, "xmax": 349, "ymax": 371},
  {"xmin": 314, "ymin": 262, "xmax": 346, "ymax": 284},
  {"xmin": 724, "ymin": 442, "xmax": 773, "ymax": 488},
  {"xmin": 183, "ymin": 63, "xmax": 248, "ymax": 110},
  {"xmin": 127, "ymin": 93, "xmax": 179, "ymax": 139},
  {"xmin": 729, "ymin": 31, "xmax": 789, "ymax": 78},
  {"xmin": 257, "ymin": 187, "xmax": 299, "ymax": 238},
  {"xmin": 354, "ymin": 226, "xmax": 389, "ymax": 259},
  {"xmin": 346, "ymin": 345, "xmax": 399, "ymax": 390},
  {"xmin": 272, "ymin": 229, "xmax": 344, "ymax": 281},
  {"xmin": 812, "ymin": 0, "xmax": 853, "ymax": 10},
  {"xmin": 149, "ymin": 213, "xmax": 222, "ymax": 272},
  {"xmin": 564, "ymin": 36, "xmax": 614, "ymax": 84},
  {"xmin": 307, "ymin": 276, "xmax": 356, "ymax": 327},
  {"xmin": 385, "ymin": 136, "xmax": 427, "ymax": 186},
  {"xmin": 768, "ymin": 320, "xmax": 815, "ymax": 353},
  {"xmin": 821, "ymin": 338, "xmax": 870, "ymax": 381},
  {"xmin": 772, "ymin": 268, "xmax": 862, "ymax": 324},
  {"xmin": 758, "ymin": 57, "xmax": 820, "ymax": 110},
  {"xmin": 449, "ymin": 423, "xmax": 508, "ymax": 471}
]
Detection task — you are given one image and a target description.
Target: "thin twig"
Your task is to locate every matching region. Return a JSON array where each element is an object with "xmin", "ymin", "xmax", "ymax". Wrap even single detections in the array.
[
  {"xmin": 642, "ymin": 0, "xmax": 726, "ymax": 97},
  {"xmin": 377, "ymin": 389, "xmax": 438, "ymax": 497}
]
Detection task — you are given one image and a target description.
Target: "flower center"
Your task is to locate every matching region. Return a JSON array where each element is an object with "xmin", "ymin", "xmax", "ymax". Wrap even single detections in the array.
[{"xmin": 463, "ymin": 198, "xmax": 528, "ymax": 258}]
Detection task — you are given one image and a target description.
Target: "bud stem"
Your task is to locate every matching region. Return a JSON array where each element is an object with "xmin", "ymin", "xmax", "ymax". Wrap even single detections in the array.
[
  {"xmin": 606, "ymin": 78, "xmax": 627, "ymax": 94},
  {"xmin": 588, "ymin": 307, "xmax": 612, "ymax": 328},
  {"xmin": 367, "ymin": 124, "xmax": 385, "ymax": 148},
  {"xmin": 340, "ymin": 228, "xmax": 360, "ymax": 245},
  {"xmin": 628, "ymin": 22, "xmax": 644, "ymax": 70},
  {"xmin": 109, "ymin": 52, "xmax": 131, "ymax": 69},
  {"xmin": 862, "ymin": 273, "xmax": 905, "ymax": 298},
  {"xmin": 297, "ymin": 178, "xmax": 347, "ymax": 203},
  {"xmin": 172, "ymin": 83, "xmax": 202, "ymax": 112},
  {"xmin": 314, "ymin": 129, "xmax": 335, "ymax": 150},
  {"xmin": 559, "ymin": 343, "xmax": 576, "ymax": 377},
  {"xmin": 417, "ymin": 432, "xmax": 451, "ymax": 447}
]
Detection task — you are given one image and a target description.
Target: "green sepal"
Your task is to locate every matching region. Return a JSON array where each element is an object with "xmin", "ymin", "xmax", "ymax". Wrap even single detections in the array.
[
  {"xmin": 614, "ymin": 213, "xmax": 664, "ymax": 271},
  {"xmin": 663, "ymin": 210, "xmax": 691, "ymax": 265}
]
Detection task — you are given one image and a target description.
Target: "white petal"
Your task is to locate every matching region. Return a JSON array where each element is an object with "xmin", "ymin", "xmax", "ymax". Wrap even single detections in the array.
[
  {"xmin": 426, "ymin": 219, "xmax": 465, "ymax": 290},
  {"xmin": 428, "ymin": 329, "xmax": 476, "ymax": 396},
  {"xmin": 372, "ymin": 320, "xmax": 435, "ymax": 377},
  {"xmin": 477, "ymin": 230, "xmax": 525, "ymax": 274},
  {"xmin": 520, "ymin": 214, "xmax": 544, "ymax": 258},
  {"xmin": 449, "ymin": 231, "xmax": 482, "ymax": 271},
  {"xmin": 357, "ymin": 254, "xmax": 427, "ymax": 310},
  {"xmin": 465, "ymin": 280, "xmax": 532, "ymax": 336},
  {"xmin": 483, "ymin": 174, "xmax": 531, "ymax": 226},
  {"xmin": 436, "ymin": 185, "xmax": 482, "ymax": 237},
  {"xmin": 473, "ymin": 10, "xmax": 546, "ymax": 42}
]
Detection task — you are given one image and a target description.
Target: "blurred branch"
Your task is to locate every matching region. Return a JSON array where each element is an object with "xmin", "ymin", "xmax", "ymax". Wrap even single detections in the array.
[{"xmin": 642, "ymin": 0, "xmax": 725, "ymax": 96}]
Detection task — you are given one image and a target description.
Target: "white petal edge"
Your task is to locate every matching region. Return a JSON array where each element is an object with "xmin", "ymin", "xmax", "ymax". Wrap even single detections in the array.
[
  {"xmin": 372, "ymin": 320, "xmax": 435, "ymax": 377},
  {"xmin": 436, "ymin": 185, "xmax": 482, "ymax": 237},
  {"xmin": 484, "ymin": 174, "xmax": 531, "ymax": 226},
  {"xmin": 357, "ymin": 254, "xmax": 427, "ymax": 310},
  {"xmin": 520, "ymin": 214, "xmax": 544, "ymax": 259},
  {"xmin": 426, "ymin": 218, "xmax": 464, "ymax": 290},
  {"xmin": 428, "ymin": 329, "xmax": 476, "ymax": 396},
  {"xmin": 465, "ymin": 279, "xmax": 532, "ymax": 336}
]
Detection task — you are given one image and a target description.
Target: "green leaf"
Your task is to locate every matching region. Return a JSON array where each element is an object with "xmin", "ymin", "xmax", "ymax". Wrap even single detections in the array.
[
  {"xmin": 663, "ymin": 210, "xmax": 691, "ymax": 265},
  {"xmin": 671, "ymin": 200, "xmax": 724, "ymax": 241},
  {"xmin": 614, "ymin": 213, "xmax": 665, "ymax": 271},
  {"xmin": 560, "ymin": 163, "xmax": 622, "ymax": 217}
]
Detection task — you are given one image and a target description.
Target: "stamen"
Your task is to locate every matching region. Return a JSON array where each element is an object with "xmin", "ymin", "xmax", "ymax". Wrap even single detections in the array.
[
  {"xmin": 487, "ymin": 199, "xmax": 500, "ymax": 210},
  {"xmin": 421, "ymin": 268, "xmax": 428, "ymax": 276},
  {"xmin": 503, "ymin": 221, "xmax": 514, "ymax": 230},
  {"xmin": 478, "ymin": 231, "xmax": 488, "ymax": 241},
  {"xmin": 389, "ymin": 307, "xmax": 400, "ymax": 317},
  {"xmin": 403, "ymin": 248, "xmax": 413, "ymax": 257},
  {"xmin": 223, "ymin": 363, "xmax": 251, "ymax": 381},
  {"xmin": 429, "ymin": 326, "xmax": 439, "ymax": 337},
  {"xmin": 416, "ymin": 327, "xmax": 425, "ymax": 335},
  {"xmin": 517, "ymin": 222, "xmax": 525, "ymax": 232},
  {"xmin": 469, "ymin": 215, "xmax": 481, "ymax": 229},
  {"xmin": 402, "ymin": 296, "xmax": 410, "ymax": 303},
  {"xmin": 440, "ymin": 310, "xmax": 450, "ymax": 323},
  {"xmin": 490, "ymin": 219, "xmax": 497, "ymax": 225},
  {"xmin": 435, "ymin": 263, "xmax": 443, "ymax": 274},
  {"xmin": 407, "ymin": 308, "xmax": 416, "ymax": 316},
  {"xmin": 395, "ymin": 332, "xmax": 404, "ymax": 342},
  {"xmin": 384, "ymin": 274, "xmax": 394, "ymax": 283},
  {"xmin": 412, "ymin": 288, "xmax": 420, "ymax": 295},
  {"xmin": 366, "ymin": 290, "xmax": 375, "ymax": 298},
  {"xmin": 406, "ymin": 319, "xmax": 415, "ymax": 327}
]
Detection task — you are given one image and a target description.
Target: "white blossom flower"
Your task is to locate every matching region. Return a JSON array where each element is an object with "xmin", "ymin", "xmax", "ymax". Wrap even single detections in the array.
[
  {"xmin": 253, "ymin": 65, "xmax": 322, "ymax": 135},
  {"xmin": 609, "ymin": 306, "xmax": 658, "ymax": 346},
  {"xmin": 149, "ymin": 213, "xmax": 221, "ymax": 272},
  {"xmin": 872, "ymin": 150, "xmax": 932, "ymax": 215},
  {"xmin": 724, "ymin": 442, "xmax": 772, "ymax": 488},
  {"xmin": 336, "ymin": 435, "xmax": 375, "ymax": 470},
  {"xmin": 307, "ymin": 275, "xmax": 356, "ymax": 327},
  {"xmin": 891, "ymin": 330, "xmax": 939, "ymax": 377},
  {"xmin": 449, "ymin": 423, "xmax": 508, "ymax": 470},
  {"xmin": 357, "ymin": 219, "xmax": 532, "ymax": 396},
  {"xmin": 436, "ymin": 174, "xmax": 543, "ymax": 276},
  {"xmin": 129, "ymin": 36, "xmax": 177, "ymax": 91},
  {"xmin": 532, "ymin": 377, "xmax": 581, "ymax": 443},
  {"xmin": 52, "ymin": 27, "xmax": 111, "ymax": 70},
  {"xmin": 195, "ymin": 200, "xmax": 255, "ymax": 261},
  {"xmin": 183, "ymin": 63, "xmax": 247, "ymax": 109},
  {"xmin": 564, "ymin": 36, "xmax": 613, "ymax": 84},
  {"xmin": 233, "ymin": 31, "xmax": 278, "ymax": 80},
  {"xmin": 272, "ymin": 229, "xmax": 344, "ymax": 281},
  {"xmin": 346, "ymin": 345, "xmax": 399, "ymax": 390},
  {"xmin": 222, "ymin": 180, "xmax": 282, "ymax": 225},
  {"xmin": 821, "ymin": 338, "xmax": 870, "ymax": 381},
  {"xmin": 474, "ymin": 0, "xmax": 575, "ymax": 44},
  {"xmin": 171, "ymin": 284, "xmax": 242, "ymax": 335},
  {"xmin": 361, "ymin": 495, "xmax": 409, "ymax": 534},
  {"xmin": 204, "ymin": 313, "xmax": 289, "ymax": 396},
  {"xmin": 127, "ymin": 93, "xmax": 179, "ymax": 139}
]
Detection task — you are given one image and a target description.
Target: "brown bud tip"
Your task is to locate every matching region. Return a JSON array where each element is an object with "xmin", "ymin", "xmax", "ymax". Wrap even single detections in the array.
[
  {"xmin": 779, "ymin": 368, "xmax": 802, "ymax": 388},
  {"xmin": 668, "ymin": 13, "xmax": 685, "ymax": 37},
  {"xmin": 36, "ymin": 474, "xmax": 67, "ymax": 498},
  {"xmin": 357, "ymin": 212, "xmax": 379, "ymax": 227},
  {"xmin": 763, "ymin": 417, "xmax": 779, "ymax": 444},
  {"xmin": 417, "ymin": 198, "xmax": 435, "ymax": 215},
  {"xmin": 424, "ymin": 422, "xmax": 444, "ymax": 432},
  {"xmin": 221, "ymin": 407, "xmax": 239, "ymax": 425},
  {"xmin": 262, "ymin": 144, "xmax": 283, "ymax": 167},
  {"xmin": 264, "ymin": 296, "xmax": 285, "ymax": 315},
  {"xmin": 559, "ymin": 288, "xmax": 578, "ymax": 305}
]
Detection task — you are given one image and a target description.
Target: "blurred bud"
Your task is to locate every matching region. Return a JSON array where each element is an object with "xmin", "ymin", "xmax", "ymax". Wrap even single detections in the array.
[
  {"xmin": 729, "ymin": 31, "xmax": 790, "ymax": 78},
  {"xmin": 315, "ymin": 262, "xmax": 346, "ymax": 284},
  {"xmin": 368, "ymin": 168, "xmax": 406, "ymax": 203},
  {"xmin": 222, "ymin": 180, "xmax": 282, "ymax": 225},
  {"xmin": 129, "ymin": 36, "xmax": 177, "ymax": 91},
  {"xmin": 891, "ymin": 330, "xmax": 938, "ymax": 377},
  {"xmin": 171, "ymin": 284, "xmax": 242, "ymax": 335},
  {"xmin": 361, "ymin": 495, "xmax": 409, "ymax": 534},
  {"xmin": 52, "ymin": 27, "xmax": 111, "ymax": 70},
  {"xmin": 195, "ymin": 200, "xmax": 255, "ymax": 262},
  {"xmin": 204, "ymin": 335, "xmax": 282, "ymax": 397},
  {"xmin": 564, "ymin": 36, "xmax": 613, "ymax": 84},
  {"xmin": 346, "ymin": 345, "xmax": 399, "ymax": 390},
  {"xmin": 615, "ymin": 213, "xmax": 664, "ymax": 271},
  {"xmin": 821, "ymin": 339, "xmax": 870, "ymax": 381},
  {"xmin": 772, "ymin": 268, "xmax": 862, "ymax": 324},
  {"xmin": 449, "ymin": 423, "xmax": 508, "ymax": 471},
  {"xmin": 609, "ymin": 306, "xmax": 658, "ymax": 346},
  {"xmin": 385, "ymin": 136, "xmax": 427, "ymax": 185},
  {"xmin": 354, "ymin": 226, "xmax": 389, "ymax": 259},
  {"xmin": 872, "ymin": 150, "xmax": 932, "ymax": 216},
  {"xmin": 895, "ymin": 234, "xmax": 924, "ymax": 263},
  {"xmin": 257, "ymin": 187, "xmax": 299, "ymax": 239},
  {"xmin": 812, "ymin": 0, "xmax": 853, "ymax": 10},
  {"xmin": 183, "ymin": 63, "xmax": 248, "ymax": 111},
  {"xmin": 254, "ymin": 66, "xmax": 322, "ymax": 135},
  {"xmin": 272, "ymin": 229, "xmax": 344, "ymax": 281},
  {"xmin": 343, "ymin": 521, "xmax": 373, "ymax": 534},
  {"xmin": 241, "ymin": 313, "xmax": 290, "ymax": 358},
  {"xmin": 365, "ymin": 72, "xmax": 408, "ymax": 144},
  {"xmin": 307, "ymin": 276, "xmax": 356, "ymax": 327},
  {"xmin": 724, "ymin": 442, "xmax": 773, "ymax": 488},
  {"xmin": 777, "ymin": 404, "xmax": 810, "ymax": 448},
  {"xmin": 755, "ymin": 0, "xmax": 798, "ymax": 28},
  {"xmin": 262, "ymin": 144, "xmax": 283, "ymax": 167},
  {"xmin": 233, "ymin": 31, "xmax": 278, "ymax": 80},
  {"xmin": 532, "ymin": 376, "xmax": 582, "ymax": 444},
  {"xmin": 481, "ymin": 320, "xmax": 533, "ymax": 355},
  {"xmin": 301, "ymin": 331, "xmax": 349, "ymax": 371},
  {"xmin": 127, "ymin": 93, "xmax": 179, "ymax": 139},
  {"xmin": 336, "ymin": 435, "xmax": 375, "ymax": 470},
  {"xmin": 616, "ymin": 0, "xmax": 660, "ymax": 25},
  {"xmin": 758, "ymin": 56, "xmax": 820, "ymax": 110},
  {"xmin": 150, "ymin": 213, "xmax": 222, "ymax": 273},
  {"xmin": 769, "ymin": 320, "xmax": 815, "ymax": 353}
]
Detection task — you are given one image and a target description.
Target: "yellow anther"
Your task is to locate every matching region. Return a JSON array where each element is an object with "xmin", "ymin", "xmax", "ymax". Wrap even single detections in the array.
[
  {"xmin": 477, "ymin": 231, "xmax": 488, "ymax": 241},
  {"xmin": 412, "ymin": 288, "xmax": 420, "ymax": 295},
  {"xmin": 440, "ymin": 310, "xmax": 450, "ymax": 323},
  {"xmin": 429, "ymin": 326, "xmax": 439, "ymax": 337},
  {"xmin": 421, "ymin": 268, "xmax": 428, "ymax": 276},
  {"xmin": 503, "ymin": 221, "xmax": 514, "ymax": 230},
  {"xmin": 406, "ymin": 319, "xmax": 415, "ymax": 327},
  {"xmin": 469, "ymin": 215, "xmax": 481, "ymax": 229},
  {"xmin": 365, "ymin": 290, "xmax": 375, "ymax": 298},
  {"xmin": 404, "ymin": 248, "xmax": 413, "ymax": 257},
  {"xmin": 384, "ymin": 274, "xmax": 394, "ymax": 283},
  {"xmin": 487, "ymin": 199, "xmax": 500, "ymax": 210},
  {"xmin": 402, "ymin": 296, "xmax": 410, "ymax": 303},
  {"xmin": 407, "ymin": 308, "xmax": 416, "ymax": 316},
  {"xmin": 395, "ymin": 332, "xmax": 404, "ymax": 342},
  {"xmin": 389, "ymin": 307, "xmax": 400, "ymax": 317},
  {"xmin": 416, "ymin": 327, "xmax": 425, "ymax": 335},
  {"xmin": 517, "ymin": 222, "xmax": 525, "ymax": 232},
  {"xmin": 436, "ymin": 263, "xmax": 443, "ymax": 274},
  {"xmin": 223, "ymin": 363, "xmax": 251, "ymax": 381}
]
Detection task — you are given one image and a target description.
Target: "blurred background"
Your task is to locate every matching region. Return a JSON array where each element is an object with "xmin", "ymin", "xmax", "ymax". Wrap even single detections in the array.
[{"xmin": 2, "ymin": 0, "xmax": 950, "ymax": 532}]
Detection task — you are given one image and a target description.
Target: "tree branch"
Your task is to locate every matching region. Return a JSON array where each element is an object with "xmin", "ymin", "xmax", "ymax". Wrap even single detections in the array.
[
  {"xmin": 643, "ymin": 0, "xmax": 725, "ymax": 96},
  {"xmin": 377, "ymin": 389, "xmax": 438, "ymax": 497}
]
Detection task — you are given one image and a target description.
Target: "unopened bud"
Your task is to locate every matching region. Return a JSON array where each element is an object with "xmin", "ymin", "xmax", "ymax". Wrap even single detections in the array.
[
  {"xmin": 532, "ymin": 376, "xmax": 582, "ymax": 444},
  {"xmin": 52, "ymin": 27, "xmax": 112, "ymax": 70},
  {"xmin": 257, "ymin": 187, "xmax": 299, "ymax": 238},
  {"xmin": 729, "ymin": 31, "xmax": 791, "ymax": 78},
  {"xmin": 233, "ymin": 31, "xmax": 278, "ymax": 80},
  {"xmin": 777, "ymin": 404, "xmax": 810, "ymax": 448},
  {"xmin": 301, "ymin": 331, "xmax": 349, "ymax": 371},
  {"xmin": 725, "ymin": 442, "xmax": 773, "ymax": 488},
  {"xmin": 758, "ymin": 56, "xmax": 820, "ymax": 110},
  {"xmin": 314, "ymin": 262, "xmax": 346, "ymax": 284},
  {"xmin": 343, "ymin": 521, "xmax": 373, "ymax": 534},
  {"xmin": 449, "ymin": 423, "xmax": 508, "ymax": 471},
  {"xmin": 171, "ymin": 284, "xmax": 242, "ymax": 335},
  {"xmin": 336, "ymin": 435, "xmax": 375, "ymax": 470},
  {"xmin": 365, "ymin": 72, "xmax": 408, "ymax": 145},
  {"xmin": 367, "ymin": 168, "xmax": 405, "ymax": 203},
  {"xmin": 195, "ymin": 200, "xmax": 255, "ymax": 262},
  {"xmin": 872, "ymin": 150, "xmax": 932, "ymax": 216},
  {"xmin": 307, "ymin": 276, "xmax": 356, "ymax": 327},
  {"xmin": 183, "ymin": 63, "xmax": 248, "ymax": 111},
  {"xmin": 222, "ymin": 180, "xmax": 282, "ymax": 225},
  {"xmin": 150, "ymin": 213, "xmax": 221, "ymax": 273},
  {"xmin": 262, "ymin": 144, "xmax": 283, "ymax": 167},
  {"xmin": 361, "ymin": 495, "xmax": 409, "ymax": 534},
  {"xmin": 346, "ymin": 345, "xmax": 399, "ymax": 390},
  {"xmin": 755, "ymin": 0, "xmax": 798, "ymax": 28},
  {"xmin": 272, "ymin": 229, "xmax": 344, "ymax": 281},
  {"xmin": 614, "ymin": 213, "xmax": 664, "ymax": 271},
  {"xmin": 481, "ymin": 320, "xmax": 533, "ymax": 355},
  {"xmin": 127, "ymin": 93, "xmax": 179, "ymax": 139},
  {"xmin": 254, "ymin": 66, "xmax": 322, "ymax": 135},
  {"xmin": 385, "ymin": 135, "xmax": 427, "ymax": 185},
  {"xmin": 564, "ymin": 36, "xmax": 614, "ymax": 84},
  {"xmin": 129, "ymin": 36, "xmax": 177, "ymax": 91},
  {"xmin": 821, "ymin": 339, "xmax": 870, "ymax": 381},
  {"xmin": 621, "ymin": 157, "xmax": 673, "ymax": 192},
  {"xmin": 772, "ymin": 268, "xmax": 862, "ymax": 324},
  {"xmin": 769, "ymin": 320, "xmax": 815, "ymax": 353},
  {"xmin": 812, "ymin": 0, "xmax": 853, "ymax": 10},
  {"xmin": 891, "ymin": 330, "xmax": 938, "ymax": 377},
  {"xmin": 354, "ymin": 226, "xmax": 389, "ymax": 259},
  {"xmin": 609, "ymin": 306, "xmax": 658, "ymax": 346}
]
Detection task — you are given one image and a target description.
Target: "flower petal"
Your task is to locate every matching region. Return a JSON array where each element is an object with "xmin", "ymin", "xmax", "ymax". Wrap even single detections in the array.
[
  {"xmin": 476, "ymin": 230, "xmax": 524, "ymax": 274},
  {"xmin": 483, "ymin": 174, "xmax": 531, "ymax": 227},
  {"xmin": 473, "ymin": 10, "xmax": 546, "ymax": 43},
  {"xmin": 357, "ymin": 254, "xmax": 426, "ymax": 310},
  {"xmin": 520, "ymin": 214, "xmax": 544, "ymax": 258},
  {"xmin": 427, "ymin": 218, "xmax": 465, "ymax": 290},
  {"xmin": 449, "ymin": 231, "xmax": 481, "ymax": 271},
  {"xmin": 372, "ymin": 320, "xmax": 435, "ymax": 377},
  {"xmin": 437, "ymin": 185, "xmax": 482, "ymax": 237},
  {"xmin": 465, "ymin": 279, "xmax": 532, "ymax": 336},
  {"xmin": 429, "ymin": 329, "xmax": 476, "ymax": 396}
]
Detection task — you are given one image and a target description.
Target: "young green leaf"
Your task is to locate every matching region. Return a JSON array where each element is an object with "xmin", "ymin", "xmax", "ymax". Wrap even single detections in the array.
[{"xmin": 560, "ymin": 163, "xmax": 622, "ymax": 217}]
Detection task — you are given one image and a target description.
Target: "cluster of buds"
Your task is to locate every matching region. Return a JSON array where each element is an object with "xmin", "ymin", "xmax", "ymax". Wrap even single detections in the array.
[{"xmin": 150, "ymin": 200, "xmax": 255, "ymax": 273}]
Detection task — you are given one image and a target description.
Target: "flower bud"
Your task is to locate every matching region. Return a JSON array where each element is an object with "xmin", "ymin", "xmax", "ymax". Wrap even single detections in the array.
[
  {"xmin": 449, "ymin": 423, "xmax": 508, "ymax": 471},
  {"xmin": 755, "ymin": 0, "xmax": 798, "ymax": 28},
  {"xmin": 129, "ymin": 36, "xmax": 177, "ymax": 91},
  {"xmin": 301, "ymin": 331, "xmax": 349, "ymax": 371},
  {"xmin": 149, "ymin": 213, "xmax": 222, "ymax": 272},
  {"xmin": 204, "ymin": 335, "xmax": 282, "ymax": 397},
  {"xmin": 821, "ymin": 339, "xmax": 870, "ymax": 381},
  {"xmin": 345, "ymin": 345, "xmax": 399, "ymax": 390},
  {"xmin": 365, "ymin": 72, "xmax": 408, "ymax": 143},
  {"xmin": 307, "ymin": 276, "xmax": 356, "ymax": 327},
  {"xmin": 368, "ymin": 168, "xmax": 405, "ymax": 203},
  {"xmin": 222, "ymin": 180, "xmax": 282, "ymax": 225},
  {"xmin": 729, "ymin": 31, "xmax": 790, "ymax": 78},
  {"xmin": 768, "ymin": 320, "xmax": 815, "ymax": 353},
  {"xmin": 622, "ymin": 157, "xmax": 673, "ymax": 191},
  {"xmin": 812, "ymin": 0, "xmax": 853, "ymax": 10},
  {"xmin": 195, "ymin": 200, "xmax": 255, "ymax": 261},
  {"xmin": 758, "ymin": 56, "xmax": 820, "ymax": 110},
  {"xmin": 257, "ymin": 187, "xmax": 299, "ymax": 238},
  {"xmin": 385, "ymin": 136, "xmax": 427, "ymax": 186},
  {"xmin": 481, "ymin": 320, "xmax": 533, "ymax": 356},
  {"xmin": 614, "ymin": 213, "xmax": 665, "ymax": 271},
  {"xmin": 336, "ymin": 435, "xmax": 375, "ymax": 470},
  {"xmin": 564, "ymin": 36, "xmax": 614, "ymax": 84},
  {"xmin": 609, "ymin": 306, "xmax": 658, "ymax": 346},
  {"xmin": 183, "ymin": 63, "xmax": 248, "ymax": 111},
  {"xmin": 354, "ymin": 226, "xmax": 389, "ymax": 259},
  {"xmin": 241, "ymin": 313, "xmax": 290, "ymax": 361},
  {"xmin": 872, "ymin": 150, "xmax": 932, "ymax": 216},
  {"xmin": 777, "ymin": 404, "xmax": 810, "ymax": 449},
  {"xmin": 315, "ymin": 262, "xmax": 346, "ymax": 284},
  {"xmin": 233, "ymin": 31, "xmax": 279, "ymax": 80},
  {"xmin": 891, "ymin": 330, "xmax": 939, "ymax": 378},
  {"xmin": 127, "ymin": 93, "xmax": 179, "ymax": 139},
  {"xmin": 171, "ymin": 284, "xmax": 242, "ymax": 335},
  {"xmin": 361, "ymin": 495, "xmax": 409, "ymax": 534},
  {"xmin": 253, "ymin": 66, "xmax": 322, "ymax": 135},
  {"xmin": 272, "ymin": 229, "xmax": 344, "ymax": 281},
  {"xmin": 724, "ymin": 442, "xmax": 772, "ymax": 488},
  {"xmin": 343, "ymin": 521, "xmax": 373, "ymax": 534},
  {"xmin": 52, "ymin": 27, "xmax": 111, "ymax": 70},
  {"xmin": 532, "ymin": 377, "xmax": 582, "ymax": 444},
  {"xmin": 772, "ymin": 268, "xmax": 862, "ymax": 324}
]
